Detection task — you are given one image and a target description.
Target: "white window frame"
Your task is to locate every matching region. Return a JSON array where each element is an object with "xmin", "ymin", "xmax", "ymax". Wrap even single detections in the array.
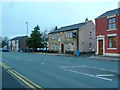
[
  {"xmin": 107, "ymin": 16, "xmax": 116, "ymax": 31},
  {"xmin": 107, "ymin": 34, "xmax": 117, "ymax": 50}
]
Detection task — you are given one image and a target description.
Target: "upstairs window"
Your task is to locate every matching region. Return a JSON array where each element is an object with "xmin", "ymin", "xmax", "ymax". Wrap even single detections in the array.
[
  {"xmin": 72, "ymin": 32, "xmax": 77, "ymax": 38},
  {"xmin": 89, "ymin": 32, "xmax": 92, "ymax": 36},
  {"xmin": 108, "ymin": 17, "xmax": 116, "ymax": 30},
  {"xmin": 51, "ymin": 34, "xmax": 57, "ymax": 39},
  {"xmin": 66, "ymin": 32, "xmax": 73, "ymax": 38},
  {"xmin": 65, "ymin": 32, "xmax": 77, "ymax": 38}
]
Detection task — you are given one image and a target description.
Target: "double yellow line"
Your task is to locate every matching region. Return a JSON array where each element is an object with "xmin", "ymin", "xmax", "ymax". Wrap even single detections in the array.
[{"xmin": 0, "ymin": 62, "xmax": 43, "ymax": 90}]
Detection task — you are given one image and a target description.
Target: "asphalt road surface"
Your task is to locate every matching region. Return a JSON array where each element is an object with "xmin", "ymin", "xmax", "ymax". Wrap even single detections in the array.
[
  {"xmin": 2, "ymin": 52, "xmax": 119, "ymax": 88},
  {"xmin": 2, "ymin": 67, "xmax": 25, "ymax": 88}
]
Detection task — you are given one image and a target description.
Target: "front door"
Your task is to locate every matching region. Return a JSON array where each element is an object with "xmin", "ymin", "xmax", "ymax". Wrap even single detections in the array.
[
  {"xmin": 98, "ymin": 40, "xmax": 103, "ymax": 55},
  {"xmin": 61, "ymin": 44, "xmax": 64, "ymax": 53}
]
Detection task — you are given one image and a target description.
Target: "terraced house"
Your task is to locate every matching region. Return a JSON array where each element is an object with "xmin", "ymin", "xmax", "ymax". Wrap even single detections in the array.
[
  {"xmin": 95, "ymin": 8, "xmax": 120, "ymax": 57},
  {"xmin": 48, "ymin": 19, "xmax": 96, "ymax": 54}
]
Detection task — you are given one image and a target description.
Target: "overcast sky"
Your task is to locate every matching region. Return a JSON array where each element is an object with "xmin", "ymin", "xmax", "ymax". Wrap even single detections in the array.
[{"xmin": 2, "ymin": 1, "xmax": 119, "ymax": 39}]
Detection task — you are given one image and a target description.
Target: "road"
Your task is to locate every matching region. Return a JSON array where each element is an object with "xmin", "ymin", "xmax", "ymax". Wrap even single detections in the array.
[{"xmin": 2, "ymin": 52, "xmax": 119, "ymax": 88}]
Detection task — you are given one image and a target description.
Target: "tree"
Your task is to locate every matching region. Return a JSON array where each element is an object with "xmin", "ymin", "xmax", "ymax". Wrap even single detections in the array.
[
  {"xmin": 26, "ymin": 25, "xmax": 44, "ymax": 51},
  {"xmin": 42, "ymin": 29, "xmax": 48, "ymax": 50},
  {"xmin": 49, "ymin": 26, "xmax": 58, "ymax": 33},
  {"xmin": 2, "ymin": 37, "xmax": 9, "ymax": 48}
]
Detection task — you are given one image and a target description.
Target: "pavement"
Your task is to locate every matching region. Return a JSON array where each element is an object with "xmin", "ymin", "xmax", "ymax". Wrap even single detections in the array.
[
  {"xmin": 35, "ymin": 52, "xmax": 74, "ymax": 57},
  {"xmin": 36, "ymin": 52, "xmax": 120, "ymax": 62},
  {"xmin": 89, "ymin": 55, "xmax": 120, "ymax": 62},
  {"xmin": 1, "ymin": 52, "xmax": 120, "ymax": 88}
]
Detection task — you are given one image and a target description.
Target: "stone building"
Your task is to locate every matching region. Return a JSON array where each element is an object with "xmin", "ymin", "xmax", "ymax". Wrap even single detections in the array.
[{"xmin": 48, "ymin": 19, "xmax": 96, "ymax": 54}]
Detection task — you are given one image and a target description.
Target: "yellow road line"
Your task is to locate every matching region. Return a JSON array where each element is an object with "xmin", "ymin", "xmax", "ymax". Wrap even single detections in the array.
[
  {"xmin": 1, "ymin": 62, "xmax": 43, "ymax": 90},
  {"xmin": 4, "ymin": 63, "xmax": 42, "ymax": 89},
  {"xmin": 2, "ymin": 64, "xmax": 37, "ymax": 90},
  {"xmin": 12, "ymin": 69, "xmax": 42, "ymax": 89}
]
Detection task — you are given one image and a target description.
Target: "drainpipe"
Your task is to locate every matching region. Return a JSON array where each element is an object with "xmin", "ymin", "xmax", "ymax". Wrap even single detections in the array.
[{"xmin": 76, "ymin": 28, "xmax": 79, "ymax": 50}]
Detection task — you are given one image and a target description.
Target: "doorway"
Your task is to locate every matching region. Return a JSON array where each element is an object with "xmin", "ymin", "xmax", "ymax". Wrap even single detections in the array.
[
  {"xmin": 98, "ymin": 40, "xmax": 103, "ymax": 55},
  {"xmin": 61, "ymin": 44, "xmax": 64, "ymax": 53}
]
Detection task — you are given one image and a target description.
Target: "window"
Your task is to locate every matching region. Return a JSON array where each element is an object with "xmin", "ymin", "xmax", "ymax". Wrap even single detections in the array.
[
  {"xmin": 71, "ymin": 43, "xmax": 74, "ymax": 45},
  {"xmin": 89, "ymin": 32, "xmax": 92, "ymax": 36},
  {"xmin": 89, "ymin": 43, "xmax": 92, "ymax": 49},
  {"xmin": 72, "ymin": 32, "xmax": 77, "ymax": 38},
  {"xmin": 51, "ymin": 34, "xmax": 57, "ymax": 39},
  {"xmin": 108, "ymin": 36, "xmax": 116, "ymax": 48},
  {"xmin": 65, "ymin": 43, "xmax": 70, "ymax": 50},
  {"xmin": 51, "ymin": 35, "xmax": 54, "ymax": 39},
  {"xmin": 54, "ymin": 44, "xmax": 57, "ymax": 50},
  {"xmin": 66, "ymin": 32, "xmax": 73, "ymax": 38},
  {"xmin": 52, "ymin": 43, "xmax": 58, "ymax": 50},
  {"xmin": 108, "ymin": 17, "xmax": 116, "ymax": 30}
]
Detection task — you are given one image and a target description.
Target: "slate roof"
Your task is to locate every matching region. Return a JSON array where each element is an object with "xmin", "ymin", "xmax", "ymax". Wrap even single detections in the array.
[
  {"xmin": 49, "ymin": 22, "xmax": 88, "ymax": 34},
  {"xmin": 97, "ymin": 8, "xmax": 120, "ymax": 19},
  {"xmin": 10, "ymin": 36, "xmax": 28, "ymax": 40}
]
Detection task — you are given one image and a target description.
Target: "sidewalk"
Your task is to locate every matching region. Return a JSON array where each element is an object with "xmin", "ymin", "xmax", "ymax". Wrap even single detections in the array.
[
  {"xmin": 89, "ymin": 55, "xmax": 120, "ymax": 62},
  {"xmin": 35, "ymin": 52, "xmax": 120, "ymax": 62},
  {"xmin": 35, "ymin": 52, "xmax": 74, "ymax": 57}
]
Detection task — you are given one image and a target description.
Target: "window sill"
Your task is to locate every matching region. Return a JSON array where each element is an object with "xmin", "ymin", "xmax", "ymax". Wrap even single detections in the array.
[
  {"xmin": 107, "ymin": 29, "xmax": 116, "ymax": 31},
  {"xmin": 107, "ymin": 48, "xmax": 117, "ymax": 50}
]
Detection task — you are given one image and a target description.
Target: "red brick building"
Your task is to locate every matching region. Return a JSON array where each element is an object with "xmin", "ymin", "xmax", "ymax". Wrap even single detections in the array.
[{"xmin": 95, "ymin": 8, "xmax": 120, "ymax": 57}]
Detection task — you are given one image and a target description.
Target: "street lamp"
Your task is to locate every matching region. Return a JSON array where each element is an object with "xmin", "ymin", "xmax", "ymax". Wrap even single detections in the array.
[
  {"xmin": 25, "ymin": 22, "xmax": 28, "ymax": 52},
  {"xmin": 25, "ymin": 22, "xmax": 28, "ymax": 36},
  {"xmin": 58, "ymin": 37, "xmax": 60, "ymax": 56}
]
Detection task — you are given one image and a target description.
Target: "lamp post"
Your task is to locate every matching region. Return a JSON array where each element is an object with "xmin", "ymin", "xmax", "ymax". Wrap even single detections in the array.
[
  {"xmin": 58, "ymin": 37, "xmax": 60, "ymax": 56},
  {"xmin": 25, "ymin": 22, "xmax": 28, "ymax": 52},
  {"xmin": 25, "ymin": 22, "xmax": 28, "ymax": 37}
]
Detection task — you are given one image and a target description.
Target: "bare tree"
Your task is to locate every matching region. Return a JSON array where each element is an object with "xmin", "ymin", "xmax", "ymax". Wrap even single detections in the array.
[{"xmin": 42, "ymin": 29, "xmax": 48, "ymax": 50}]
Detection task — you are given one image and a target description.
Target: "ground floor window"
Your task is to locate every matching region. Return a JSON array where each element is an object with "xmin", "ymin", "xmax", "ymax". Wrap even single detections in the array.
[
  {"xmin": 65, "ymin": 42, "xmax": 75, "ymax": 51},
  {"xmin": 51, "ymin": 43, "xmax": 58, "ymax": 50},
  {"xmin": 108, "ymin": 36, "xmax": 116, "ymax": 48}
]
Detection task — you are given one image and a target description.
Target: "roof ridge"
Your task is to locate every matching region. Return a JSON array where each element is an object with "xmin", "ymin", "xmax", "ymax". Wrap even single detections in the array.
[
  {"xmin": 60, "ymin": 22, "xmax": 87, "ymax": 28},
  {"xmin": 49, "ymin": 21, "xmax": 88, "ymax": 34},
  {"xmin": 97, "ymin": 8, "xmax": 120, "ymax": 19}
]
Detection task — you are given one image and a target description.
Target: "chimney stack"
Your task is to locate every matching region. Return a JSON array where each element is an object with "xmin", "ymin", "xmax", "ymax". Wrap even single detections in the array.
[
  {"xmin": 85, "ymin": 18, "xmax": 89, "ymax": 22},
  {"xmin": 54, "ymin": 26, "xmax": 58, "ymax": 31}
]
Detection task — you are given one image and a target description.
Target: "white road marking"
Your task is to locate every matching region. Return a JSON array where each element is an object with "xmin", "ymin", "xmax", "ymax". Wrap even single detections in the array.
[
  {"xmin": 59, "ymin": 65, "xmax": 118, "ymax": 73},
  {"xmin": 83, "ymin": 66, "xmax": 118, "ymax": 73},
  {"xmin": 59, "ymin": 65, "xmax": 116, "ymax": 81},
  {"xmin": 59, "ymin": 65, "xmax": 86, "ymax": 68},
  {"xmin": 41, "ymin": 62, "xmax": 44, "ymax": 65},
  {"xmin": 96, "ymin": 74, "xmax": 115, "ymax": 77},
  {"xmin": 62, "ymin": 68, "xmax": 112, "ymax": 81}
]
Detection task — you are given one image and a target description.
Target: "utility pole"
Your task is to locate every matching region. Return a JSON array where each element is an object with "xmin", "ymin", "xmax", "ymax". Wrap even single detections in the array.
[
  {"xmin": 25, "ymin": 22, "xmax": 28, "ymax": 37},
  {"xmin": 25, "ymin": 22, "xmax": 28, "ymax": 52}
]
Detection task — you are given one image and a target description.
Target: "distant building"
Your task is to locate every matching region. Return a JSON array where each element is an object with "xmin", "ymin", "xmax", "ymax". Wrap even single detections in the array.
[
  {"xmin": 0, "ymin": 37, "xmax": 2, "ymax": 48},
  {"xmin": 48, "ymin": 19, "xmax": 96, "ymax": 54},
  {"xmin": 95, "ymin": 8, "xmax": 120, "ymax": 57},
  {"xmin": 9, "ymin": 36, "xmax": 28, "ymax": 52}
]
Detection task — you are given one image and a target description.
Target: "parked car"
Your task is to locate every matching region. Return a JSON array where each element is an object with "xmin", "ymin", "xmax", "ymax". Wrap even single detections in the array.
[{"xmin": 2, "ymin": 48, "xmax": 9, "ymax": 52}]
